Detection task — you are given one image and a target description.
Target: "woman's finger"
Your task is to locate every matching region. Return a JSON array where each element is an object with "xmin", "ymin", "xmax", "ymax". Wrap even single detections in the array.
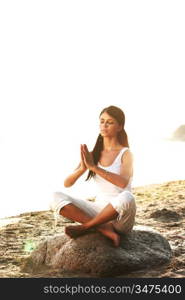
[
  {"xmin": 80, "ymin": 150, "xmax": 84, "ymax": 161},
  {"xmin": 82, "ymin": 148, "xmax": 87, "ymax": 155},
  {"xmin": 84, "ymin": 144, "xmax": 89, "ymax": 153},
  {"xmin": 82, "ymin": 144, "xmax": 86, "ymax": 153},
  {"xmin": 82, "ymin": 152, "xmax": 87, "ymax": 165},
  {"xmin": 81, "ymin": 148, "xmax": 86, "ymax": 160},
  {"xmin": 80, "ymin": 145, "xmax": 84, "ymax": 155}
]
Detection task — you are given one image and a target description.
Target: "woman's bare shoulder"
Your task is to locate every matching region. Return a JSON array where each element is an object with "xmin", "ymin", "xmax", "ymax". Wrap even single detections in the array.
[{"xmin": 121, "ymin": 148, "xmax": 134, "ymax": 163}]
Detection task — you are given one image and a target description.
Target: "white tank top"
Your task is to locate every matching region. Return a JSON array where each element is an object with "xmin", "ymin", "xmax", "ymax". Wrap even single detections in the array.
[{"xmin": 93, "ymin": 147, "xmax": 133, "ymax": 202}]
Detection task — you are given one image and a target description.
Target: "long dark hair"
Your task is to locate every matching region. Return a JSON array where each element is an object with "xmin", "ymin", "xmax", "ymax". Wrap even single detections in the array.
[{"xmin": 85, "ymin": 105, "xmax": 129, "ymax": 181}]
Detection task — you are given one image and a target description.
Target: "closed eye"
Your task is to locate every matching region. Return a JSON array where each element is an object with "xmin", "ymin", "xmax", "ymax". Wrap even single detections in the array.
[{"xmin": 100, "ymin": 121, "xmax": 114, "ymax": 125}]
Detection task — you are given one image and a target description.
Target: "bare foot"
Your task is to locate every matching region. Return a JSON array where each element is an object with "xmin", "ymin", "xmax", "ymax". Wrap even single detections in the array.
[
  {"xmin": 104, "ymin": 231, "xmax": 120, "ymax": 247},
  {"xmin": 65, "ymin": 225, "xmax": 88, "ymax": 238},
  {"xmin": 65, "ymin": 223, "xmax": 121, "ymax": 247},
  {"xmin": 98, "ymin": 223, "xmax": 121, "ymax": 247}
]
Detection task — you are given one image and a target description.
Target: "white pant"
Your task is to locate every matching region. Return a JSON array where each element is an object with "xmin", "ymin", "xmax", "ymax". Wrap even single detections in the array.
[{"xmin": 50, "ymin": 190, "xmax": 136, "ymax": 234}]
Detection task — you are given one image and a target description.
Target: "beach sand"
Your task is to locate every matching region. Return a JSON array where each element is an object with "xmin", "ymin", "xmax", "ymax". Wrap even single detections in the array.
[{"xmin": 0, "ymin": 180, "xmax": 184, "ymax": 278}]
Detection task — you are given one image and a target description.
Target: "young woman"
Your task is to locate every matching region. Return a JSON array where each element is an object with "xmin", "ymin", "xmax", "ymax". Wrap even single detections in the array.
[{"xmin": 50, "ymin": 105, "xmax": 136, "ymax": 247}]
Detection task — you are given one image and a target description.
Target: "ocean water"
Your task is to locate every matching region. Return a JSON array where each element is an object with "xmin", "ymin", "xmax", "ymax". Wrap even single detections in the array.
[{"xmin": 0, "ymin": 139, "xmax": 184, "ymax": 219}]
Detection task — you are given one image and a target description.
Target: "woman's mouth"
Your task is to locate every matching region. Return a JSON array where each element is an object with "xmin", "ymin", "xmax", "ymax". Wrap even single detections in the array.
[{"xmin": 101, "ymin": 130, "xmax": 108, "ymax": 133}]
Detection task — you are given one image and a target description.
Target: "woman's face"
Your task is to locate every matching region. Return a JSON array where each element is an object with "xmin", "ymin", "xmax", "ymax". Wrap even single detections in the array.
[{"xmin": 99, "ymin": 112, "xmax": 122, "ymax": 138}]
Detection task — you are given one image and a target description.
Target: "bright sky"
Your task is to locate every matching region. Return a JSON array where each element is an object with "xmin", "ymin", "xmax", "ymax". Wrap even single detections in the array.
[{"xmin": 0, "ymin": 1, "xmax": 185, "ymax": 218}]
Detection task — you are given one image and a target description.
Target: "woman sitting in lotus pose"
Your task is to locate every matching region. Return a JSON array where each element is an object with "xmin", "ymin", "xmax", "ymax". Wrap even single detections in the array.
[{"xmin": 50, "ymin": 105, "xmax": 136, "ymax": 247}]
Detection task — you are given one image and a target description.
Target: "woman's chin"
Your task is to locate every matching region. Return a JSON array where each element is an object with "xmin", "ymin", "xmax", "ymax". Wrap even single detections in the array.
[
  {"xmin": 100, "ymin": 132, "xmax": 108, "ymax": 136},
  {"xmin": 100, "ymin": 133, "xmax": 112, "ymax": 137}
]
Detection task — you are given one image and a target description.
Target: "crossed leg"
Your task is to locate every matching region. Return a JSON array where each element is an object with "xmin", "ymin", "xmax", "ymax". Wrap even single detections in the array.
[{"xmin": 60, "ymin": 203, "xmax": 120, "ymax": 247}]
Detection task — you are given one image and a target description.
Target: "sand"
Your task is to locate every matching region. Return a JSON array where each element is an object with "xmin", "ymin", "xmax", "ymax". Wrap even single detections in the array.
[{"xmin": 0, "ymin": 180, "xmax": 184, "ymax": 278}]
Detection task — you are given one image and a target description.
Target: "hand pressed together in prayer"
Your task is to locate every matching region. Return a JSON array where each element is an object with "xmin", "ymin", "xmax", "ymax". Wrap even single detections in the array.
[{"xmin": 81, "ymin": 144, "xmax": 95, "ymax": 171}]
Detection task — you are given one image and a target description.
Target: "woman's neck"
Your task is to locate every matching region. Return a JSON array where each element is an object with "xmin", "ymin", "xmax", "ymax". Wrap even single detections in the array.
[{"xmin": 103, "ymin": 137, "xmax": 121, "ymax": 151}]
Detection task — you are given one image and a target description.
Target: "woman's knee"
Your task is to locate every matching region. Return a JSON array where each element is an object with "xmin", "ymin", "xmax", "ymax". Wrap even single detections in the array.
[
  {"xmin": 50, "ymin": 192, "xmax": 72, "ymax": 214},
  {"xmin": 120, "ymin": 191, "xmax": 135, "ymax": 202},
  {"xmin": 118, "ymin": 191, "xmax": 136, "ymax": 210}
]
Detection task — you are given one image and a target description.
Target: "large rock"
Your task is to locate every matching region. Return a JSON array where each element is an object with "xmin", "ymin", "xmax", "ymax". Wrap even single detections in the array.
[{"xmin": 23, "ymin": 227, "xmax": 172, "ymax": 277}]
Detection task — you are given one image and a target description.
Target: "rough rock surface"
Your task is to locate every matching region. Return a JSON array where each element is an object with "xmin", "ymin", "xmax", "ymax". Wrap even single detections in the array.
[{"xmin": 23, "ymin": 228, "xmax": 172, "ymax": 277}]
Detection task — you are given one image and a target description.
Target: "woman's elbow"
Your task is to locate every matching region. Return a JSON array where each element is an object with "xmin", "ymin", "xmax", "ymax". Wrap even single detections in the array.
[
  {"xmin": 120, "ymin": 178, "xmax": 130, "ymax": 188},
  {"xmin": 64, "ymin": 180, "xmax": 72, "ymax": 188}
]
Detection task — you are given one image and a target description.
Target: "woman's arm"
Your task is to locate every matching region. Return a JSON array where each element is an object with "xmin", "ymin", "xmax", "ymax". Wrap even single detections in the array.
[
  {"xmin": 90, "ymin": 150, "xmax": 133, "ymax": 189},
  {"xmin": 64, "ymin": 164, "xmax": 87, "ymax": 187},
  {"xmin": 64, "ymin": 145, "xmax": 87, "ymax": 187}
]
